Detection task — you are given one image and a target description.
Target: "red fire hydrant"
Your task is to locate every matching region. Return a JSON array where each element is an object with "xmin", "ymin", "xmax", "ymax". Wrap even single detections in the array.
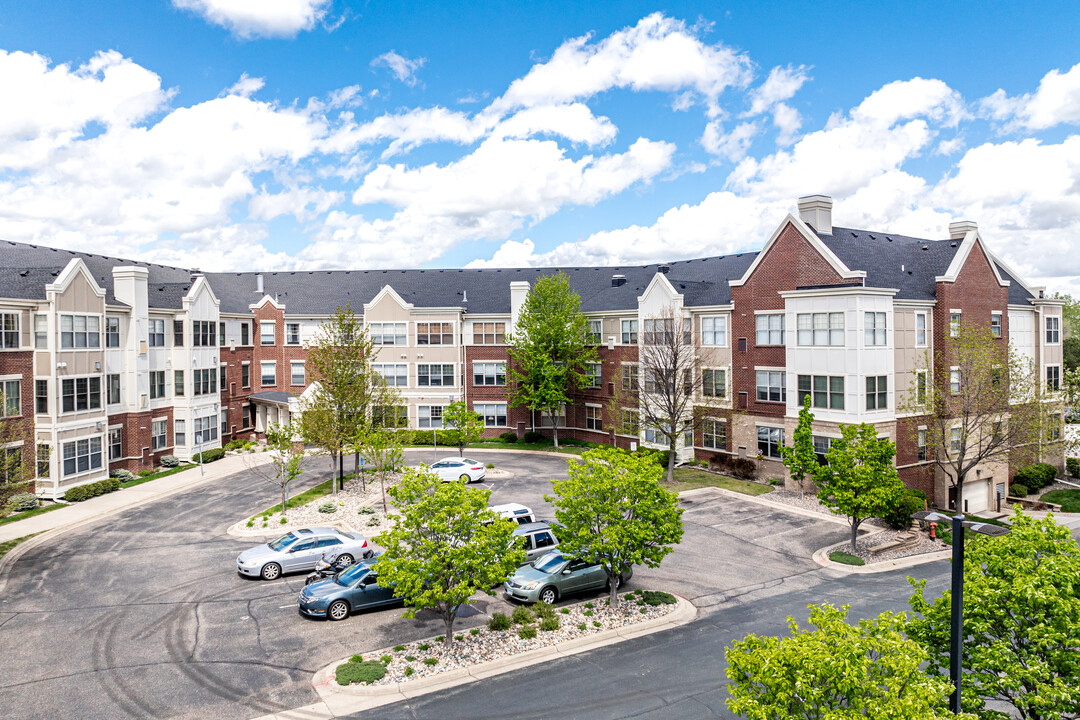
[{"xmin": 929, "ymin": 522, "xmax": 937, "ymax": 539}]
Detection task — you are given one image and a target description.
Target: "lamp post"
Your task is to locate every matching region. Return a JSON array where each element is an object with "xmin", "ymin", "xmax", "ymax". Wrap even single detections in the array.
[{"xmin": 912, "ymin": 510, "xmax": 1010, "ymax": 714}]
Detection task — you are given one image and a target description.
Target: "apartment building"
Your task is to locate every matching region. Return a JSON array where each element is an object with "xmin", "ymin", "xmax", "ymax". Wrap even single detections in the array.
[{"xmin": 0, "ymin": 195, "xmax": 1062, "ymax": 508}]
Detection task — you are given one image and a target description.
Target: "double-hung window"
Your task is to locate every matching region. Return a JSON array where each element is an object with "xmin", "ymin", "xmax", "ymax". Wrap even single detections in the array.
[
  {"xmin": 619, "ymin": 408, "xmax": 639, "ymax": 436},
  {"xmin": 702, "ymin": 419, "xmax": 726, "ymax": 449},
  {"xmin": 755, "ymin": 314, "xmax": 784, "ymax": 345},
  {"xmin": 373, "ymin": 364, "xmax": 407, "ymax": 387},
  {"xmin": 148, "ymin": 319, "xmax": 165, "ymax": 347},
  {"xmin": 757, "ymin": 427, "xmax": 784, "ymax": 459},
  {"xmin": 291, "ymin": 362, "xmax": 305, "ymax": 385},
  {"xmin": 950, "ymin": 368, "xmax": 961, "ymax": 394},
  {"xmin": 286, "ymin": 323, "xmax": 300, "ymax": 345},
  {"xmin": 151, "ymin": 419, "xmax": 167, "ymax": 450},
  {"xmin": 260, "ymin": 321, "xmax": 275, "ymax": 345},
  {"xmin": 701, "ymin": 316, "xmax": 727, "ymax": 346},
  {"xmin": 797, "ymin": 312, "xmax": 845, "ymax": 346},
  {"xmin": 106, "ymin": 374, "xmax": 120, "ymax": 405},
  {"xmin": 418, "ymin": 364, "xmax": 455, "ymax": 387},
  {"xmin": 194, "ymin": 415, "xmax": 218, "ymax": 443},
  {"xmin": 174, "ymin": 370, "xmax": 184, "ymax": 397},
  {"xmin": 62, "ymin": 437, "xmax": 102, "ymax": 477},
  {"xmin": 472, "ymin": 322, "xmax": 505, "ymax": 344},
  {"xmin": 475, "ymin": 403, "xmax": 507, "ymax": 428},
  {"xmin": 585, "ymin": 405, "xmax": 602, "ymax": 431},
  {"xmin": 797, "ymin": 375, "xmax": 844, "ymax": 410},
  {"xmin": 61, "ymin": 377, "xmax": 101, "ymax": 412},
  {"xmin": 621, "ymin": 320, "xmax": 638, "ymax": 344},
  {"xmin": 1046, "ymin": 317, "xmax": 1061, "ymax": 344},
  {"xmin": 864, "ymin": 312, "xmax": 886, "ymax": 346},
  {"xmin": 917, "ymin": 429, "xmax": 928, "ymax": 462},
  {"xmin": 916, "ymin": 370, "xmax": 927, "ymax": 405},
  {"xmin": 34, "ymin": 314, "xmax": 48, "ymax": 348},
  {"xmin": 950, "ymin": 312, "xmax": 961, "ymax": 338},
  {"xmin": 173, "ymin": 320, "xmax": 183, "ymax": 346},
  {"xmin": 260, "ymin": 362, "xmax": 276, "ymax": 386},
  {"xmin": 586, "ymin": 363, "xmax": 602, "ymax": 388},
  {"xmin": 621, "ymin": 364, "xmax": 639, "ymax": 391},
  {"xmin": 702, "ymin": 368, "xmax": 726, "ymax": 398},
  {"xmin": 1047, "ymin": 365, "xmax": 1061, "ymax": 391},
  {"xmin": 865, "ymin": 375, "xmax": 888, "ymax": 410},
  {"xmin": 756, "ymin": 371, "xmax": 785, "ymax": 403},
  {"xmin": 193, "ymin": 320, "xmax": 216, "ymax": 346},
  {"xmin": 416, "ymin": 322, "xmax": 453, "ymax": 345},
  {"xmin": 369, "ymin": 322, "xmax": 406, "ymax": 346},
  {"xmin": 60, "ymin": 314, "xmax": 100, "ymax": 348},
  {"xmin": 991, "ymin": 312, "xmax": 1002, "ymax": 338},
  {"xmin": 219, "ymin": 323, "xmax": 226, "ymax": 346},
  {"xmin": 241, "ymin": 363, "xmax": 250, "ymax": 388},
  {"xmin": 240, "ymin": 322, "xmax": 250, "ymax": 346},
  {"xmin": 174, "ymin": 420, "xmax": 185, "ymax": 447},
  {"xmin": 473, "ymin": 362, "xmax": 505, "ymax": 386},
  {"xmin": 193, "ymin": 369, "xmax": 216, "ymax": 396},
  {"xmin": 109, "ymin": 427, "xmax": 123, "ymax": 460},
  {"xmin": 1, "ymin": 379, "xmax": 20, "ymax": 417},
  {"xmin": 35, "ymin": 380, "xmax": 48, "ymax": 414},
  {"xmin": 0, "ymin": 313, "xmax": 19, "ymax": 349},
  {"xmin": 149, "ymin": 371, "xmax": 165, "ymax": 400},
  {"xmin": 915, "ymin": 312, "xmax": 927, "ymax": 346},
  {"xmin": 220, "ymin": 364, "xmax": 227, "ymax": 391},
  {"xmin": 418, "ymin": 405, "xmax": 443, "ymax": 429},
  {"xmin": 588, "ymin": 319, "xmax": 602, "ymax": 344}
]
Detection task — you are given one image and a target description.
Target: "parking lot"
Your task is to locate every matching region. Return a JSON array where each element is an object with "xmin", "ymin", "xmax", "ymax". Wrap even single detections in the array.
[{"xmin": 0, "ymin": 449, "xmax": 850, "ymax": 720}]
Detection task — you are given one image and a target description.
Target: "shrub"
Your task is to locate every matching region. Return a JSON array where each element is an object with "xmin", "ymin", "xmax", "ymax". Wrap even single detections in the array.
[
  {"xmin": 279, "ymin": 517, "xmax": 287, "ymax": 524},
  {"xmin": 224, "ymin": 439, "xmax": 246, "ymax": 451},
  {"xmin": 534, "ymin": 601, "xmax": 556, "ymax": 620},
  {"xmin": 160, "ymin": 455, "xmax": 180, "ymax": 468},
  {"xmin": 1067, "ymin": 457, "xmax": 1080, "ymax": 479},
  {"xmin": 418, "ymin": 643, "xmax": 430, "ymax": 651},
  {"xmin": 138, "ymin": 469, "xmax": 154, "ymax": 477},
  {"xmin": 583, "ymin": 610, "xmax": 593, "ymax": 617},
  {"xmin": 499, "ymin": 432, "xmax": 518, "ymax": 443},
  {"xmin": 511, "ymin": 605, "xmax": 535, "ymax": 625},
  {"xmin": 405, "ymin": 655, "xmax": 416, "ymax": 662},
  {"xmin": 379, "ymin": 655, "xmax": 392, "ymax": 665},
  {"xmin": 639, "ymin": 590, "xmax": 678, "ymax": 606},
  {"xmin": 246, "ymin": 520, "xmax": 254, "ymax": 527},
  {"xmin": 63, "ymin": 478, "xmax": 122, "ymax": 502},
  {"xmin": 518, "ymin": 624, "xmax": 537, "ymax": 639},
  {"xmin": 393, "ymin": 645, "xmax": 405, "ymax": 652},
  {"xmin": 470, "ymin": 628, "xmax": 480, "ymax": 636},
  {"xmin": 367, "ymin": 517, "xmax": 380, "ymax": 527},
  {"xmin": 1010, "ymin": 483, "xmax": 1029, "ymax": 497},
  {"xmin": 423, "ymin": 658, "xmax": 438, "ymax": 666},
  {"xmin": 192, "ymin": 447, "xmax": 226, "ymax": 464},
  {"xmin": 111, "ymin": 469, "xmax": 136, "ymax": 483},
  {"xmin": 6, "ymin": 493, "xmax": 38, "ymax": 512},
  {"xmin": 729, "ymin": 457, "xmax": 758, "ymax": 480},
  {"xmin": 879, "ymin": 488, "xmax": 927, "ymax": 530},
  {"xmin": 357, "ymin": 506, "xmax": 375, "ymax": 514},
  {"xmin": 335, "ymin": 660, "xmax": 386, "ymax": 685},
  {"xmin": 488, "ymin": 612, "xmax": 512, "ymax": 631},
  {"xmin": 486, "ymin": 463, "xmax": 495, "ymax": 469},
  {"xmin": 584, "ymin": 602, "xmax": 593, "ymax": 609},
  {"xmin": 1015, "ymin": 463, "xmax": 1058, "ymax": 491},
  {"xmin": 403, "ymin": 666, "xmax": 414, "ymax": 677},
  {"xmin": 700, "ymin": 461, "xmax": 709, "ymax": 468},
  {"xmin": 522, "ymin": 431, "xmax": 544, "ymax": 444},
  {"xmin": 349, "ymin": 654, "xmax": 363, "ymax": 663},
  {"xmin": 317, "ymin": 501, "xmax": 338, "ymax": 514},
  {"xmin": 539, "ymin": 617, "xmax": 560, "ymax": 632},
  {"xmin": 435, "ymin": 636, "xmax": 444, "ymax": 643},
  {"xmin": 593, "ymin": 621, "xmax": 602, "ymax": 628}
]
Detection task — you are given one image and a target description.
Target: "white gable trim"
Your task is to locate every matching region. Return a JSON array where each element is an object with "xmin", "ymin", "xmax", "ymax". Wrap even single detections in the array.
[
  {"xmin": 935, "ymin": 231, "xmax": 1009, "ymax": 287},
  {"xmin": 636, "ymin": 272, "xmax": 682, "ymax": 304},
  {"xmin": 729, "ymin": 214, "xmax": 865, "ymax": 288},
  {"xmin": 364, "ymin": 284, "xmax": 414, "ymax": 313},
  {"xmin": 249, "ymin": 294, "xmax": 285, "ymax": 311},
  {"xmin": 45, "ymin": 258, "xmax": 106, "ymax": 299},
  {"xmin": 183, "ymin": 275, "xmax": 220, "ymax": 308}
]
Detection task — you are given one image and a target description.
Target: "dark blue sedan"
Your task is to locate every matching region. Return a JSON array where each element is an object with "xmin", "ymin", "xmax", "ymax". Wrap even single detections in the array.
[{"xmin": 297, "ymin": 561, "xmax": 404, "ymax": 621}]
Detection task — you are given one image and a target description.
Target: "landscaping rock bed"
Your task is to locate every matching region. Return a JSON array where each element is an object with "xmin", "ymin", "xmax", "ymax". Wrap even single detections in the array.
[
  {"xmin": 825, "ymin": 528, "xmax": 945, "ymax": 565},
  {"xmin": 766, "ymin": 490, "xmax": 889, "ymax": 528},
  {"xmin": 332, "ymin": 591, "xmax": 680, "ymax": 687}
]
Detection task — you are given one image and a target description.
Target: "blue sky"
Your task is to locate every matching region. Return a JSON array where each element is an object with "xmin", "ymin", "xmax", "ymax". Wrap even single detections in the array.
[{"xmin": 1, "ymin": 1, "xmax": 1079, "ymax": 294}]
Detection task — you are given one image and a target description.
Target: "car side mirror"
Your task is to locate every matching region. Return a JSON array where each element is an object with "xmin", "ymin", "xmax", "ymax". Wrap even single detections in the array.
[{"xmin": 561, "ymin": 569, "xmax": 572, "ymax": 575}]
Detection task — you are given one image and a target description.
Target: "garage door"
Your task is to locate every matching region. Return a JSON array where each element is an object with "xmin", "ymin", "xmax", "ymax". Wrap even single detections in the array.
[{"xmin": 964, "ymin": 479, "xmax": 989, "ymax": 513}]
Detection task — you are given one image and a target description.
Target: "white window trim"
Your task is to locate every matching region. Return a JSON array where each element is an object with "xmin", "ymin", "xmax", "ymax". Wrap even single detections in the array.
[
  {"xmin": 699, "ymin": 315, "xmax": 729, "ymax": 347},
  {"xmin": 915, "ymin": 311, "xmax": 928, "ymax": 348},
  {"xmin": 701, "ymin": 366, "xmax": 728, "ymax": 398}
]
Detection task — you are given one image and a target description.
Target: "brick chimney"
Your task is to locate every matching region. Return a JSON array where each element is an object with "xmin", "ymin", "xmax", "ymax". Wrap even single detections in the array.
[{"xmin": 797, "ymin": 195, "xmax": 833, "ymax": 235}]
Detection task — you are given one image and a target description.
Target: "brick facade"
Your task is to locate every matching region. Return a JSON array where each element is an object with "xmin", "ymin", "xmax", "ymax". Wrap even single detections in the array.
[{"xmin": 0, "ymin": 350, "xmax": 37, "ymax": 493}]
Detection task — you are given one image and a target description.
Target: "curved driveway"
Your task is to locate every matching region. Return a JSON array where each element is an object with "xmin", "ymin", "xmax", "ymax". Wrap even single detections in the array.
[{"xmin": 0, "ymin": 449, "xmax": 869, "ymax": 720}]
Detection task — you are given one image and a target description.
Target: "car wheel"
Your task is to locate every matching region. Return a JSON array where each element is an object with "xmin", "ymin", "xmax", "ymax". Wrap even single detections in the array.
[
  {"xmin": 337, "ymin": 554, "xmax": 354, "ymax": 566},
  {"xmin": 539, "ymin": 586, "xmax": 558, "ymax": 605},
  {"xmin": 328, "ymin": 600, "xmax": 350, "ymax": 621},
  {"xmin": 459, "ymin": 473, "xmax": 471, "ymax": 483},
  {"xmin": 606, "ymin": 575, "xmax": 622, "ymax": 592},
  {"xmin": 261, "ymin": 563, "xmax": 282, "ymax": 581}
]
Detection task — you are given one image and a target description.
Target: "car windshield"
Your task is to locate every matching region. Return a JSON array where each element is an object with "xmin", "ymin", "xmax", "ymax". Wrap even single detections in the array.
[
  {"xmin": 267, "ymin": 533, "xmax": 297, "ymax": 551},
  {"xmin": 532, "ymin": 551, "xmax": 566, "ymax": 574},
  {"xmin": 335, "ymin": 563, "xmax": 370, "ymax": 587}
]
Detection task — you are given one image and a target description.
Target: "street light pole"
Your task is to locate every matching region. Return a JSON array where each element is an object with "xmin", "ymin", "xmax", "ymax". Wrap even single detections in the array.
[{"xmin": 949, "ymin": 514, "xmax": 964, "ymax": 715}]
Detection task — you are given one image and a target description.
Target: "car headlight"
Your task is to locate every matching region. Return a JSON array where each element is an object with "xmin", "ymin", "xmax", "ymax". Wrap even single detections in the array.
[{"xmin": 522, "ymin": 581, "xmax": 540, "ymax": 590}]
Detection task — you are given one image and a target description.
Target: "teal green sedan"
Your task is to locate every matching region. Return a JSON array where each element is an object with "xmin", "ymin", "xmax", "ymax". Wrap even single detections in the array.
[{"xmin": 503, "ymin": 550, "xmax": 632, "ymax": 605}]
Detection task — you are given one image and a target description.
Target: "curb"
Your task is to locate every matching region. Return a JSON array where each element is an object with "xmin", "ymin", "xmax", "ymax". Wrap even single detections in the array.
[
  {"xmin": 811, "ymin": 545, "xmax": 951, "ymax": 574},
  {"xmin": 248, "ymin": 595, "xmax": 696, "ymax": 720}
]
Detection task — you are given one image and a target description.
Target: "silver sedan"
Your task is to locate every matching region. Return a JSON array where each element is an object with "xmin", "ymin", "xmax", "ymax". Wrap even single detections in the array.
[{"xmin": 236, "ymin": 527, "xmax": 369, "ymax": 581}]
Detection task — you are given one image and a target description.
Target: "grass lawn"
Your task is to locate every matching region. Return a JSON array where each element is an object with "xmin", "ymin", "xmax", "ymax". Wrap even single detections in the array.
[
  {"xmin": 255, "ymin": 478, "xmax": 334, "ymax": 518},
  {"xmin": 664, "ymin": 467, "xmax": 773, "ymax": 496},
  {"xmin": 0, "ymin": 533, "xmax": 39, "ymax": 561},
  {"xmin": 828, "ymin": 550, "xmax": 865, "ymax": 566},
  {"xmin": 0, "ymin": 503, "xmax": 67, "ymax": 527},
  {"xmin": 119, "ymin": 463, "xmax": 195, "ymax": 489},
  {"xmin": 1040, "ymin": 489, "xmax": 1080, "ymax": 512}
]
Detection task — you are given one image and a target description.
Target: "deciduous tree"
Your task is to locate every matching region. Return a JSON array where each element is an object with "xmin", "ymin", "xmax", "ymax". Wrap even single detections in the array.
[
  {"xmin": 506, "ymin": 272, "xmax": 597, "ymax": 447},
  {"xmin": 907, "ymin": 510, "xmax": 1080, "ymax": 720},
  {"xmin": 726, "ymin": 603, "xmax": 961, "ymax": 720},
  {"xmin": 442, "ymin": 401, "xmax": 484, "ymax": 456},
  {"xmin": 245, "ymin": 420, "xmax": 304, "ymax": 520},
  {"xmin": 814, "ymin": 423, "xmax": 905, "ymax": 554},
  {"xmin": 351, "ymin": 427, "xmax": 409, "ymax": 514},
  {"xmin": 546, "ymin": 446, "xmax": 684, "ymax": 606},
  {"xmin": 375, "ymin": 468, "xmax": 524, "ymax": 648},
  {"xmin": 780, "ymin": 395, "xmax": 817, "ymax": 497}
]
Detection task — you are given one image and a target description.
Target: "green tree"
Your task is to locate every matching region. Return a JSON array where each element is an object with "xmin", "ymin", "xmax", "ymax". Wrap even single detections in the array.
[
  {"xmin": 814, "ymin": 423, "xmax": 905, "ymax": 554},
  {"xmin": 899, "ymin": 324, "xmax": 1060, "ymax": 513},
  {"xmin": 300, "ymin": 305, "xmax": 401, "ymax": 492},
  {"xmin": 442, "ymin": 401, "xmax": 484, "ymax": 456},
  {"xmin": 780, "ymin": 395, "xmax": 817, "ymax": 497},
  {"xmin": 246, "ymin": 420, "xmax": 304, "ymax": 520},
  {"xmin": 0, "ymin": 391, "xmax": 34, "ymax": 508},
  {"xmin": 506, "ymin": 272, "xmax": 597, "ymax": 447},
  {"xmin": 545, "ymin": 446, "xmax": 684, "ymax": 606},
  {"xmin": 907, "ymin": 510, "xmax": 1080, "ymax": 720},
  {"xmin": 351, "ymin": 427, "xmax": 409, "ymax": 514},
  {"xmin": 375, "ymin": 467, "xmax": 524, "ymax": 648},
  {"xmin": 726, "ymin": 603, "xmax": 961, "ymax": 720}
]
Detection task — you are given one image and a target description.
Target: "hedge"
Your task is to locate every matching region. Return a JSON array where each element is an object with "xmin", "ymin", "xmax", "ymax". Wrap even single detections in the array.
[
  {"xmin": 1067, "ymin": 457, "xmax": 1080, "ymax": 479},
  {"xmin": 63, "ymin": 477, "xmax": 121, "ymax": 502},
  {"xmin": 499, "ymin": 431, "xmax": 518, "ymax": 443},
  {"xmin": 403, "ymin": 429, "xmax": 463, "ymax": 446},
  {"xmin": 1010, "ymin": 483, "xmax": 1029, "ymax": 497},
  {"xmin": 879, "ymin": 488, "xmax": 927, "ymax": 530},
  {"xmin": 192, "ymin": 447, "xmax": 226, "ymax": 464},
  {"xmin": 1014, "ymin": 463, "xmax": 1057, "ymax": 491},
  {"xmin": 522, "ymin": 431, "xmax": 544, "ymax": 444}
]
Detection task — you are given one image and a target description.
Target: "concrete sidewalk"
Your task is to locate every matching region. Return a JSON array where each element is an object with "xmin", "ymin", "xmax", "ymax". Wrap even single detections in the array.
[{"xmin": 0, "ymin": 451, "xmax": 273, "ymax": 544}]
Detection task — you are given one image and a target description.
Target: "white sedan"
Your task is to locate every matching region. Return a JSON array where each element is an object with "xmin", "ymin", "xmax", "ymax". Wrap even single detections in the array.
[{"xmin": 427, "ymin": 457, "xmax": 486, "ymax": 483}]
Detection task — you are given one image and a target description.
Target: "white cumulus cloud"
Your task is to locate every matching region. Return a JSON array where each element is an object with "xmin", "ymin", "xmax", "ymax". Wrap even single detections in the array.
[
  {"xmin": 172, "ymin": 0, "xmax": 332, "ymax": 39},
  {"xmin": 371, "ymin": 51, "xmax": 426, "ymax": 87}
]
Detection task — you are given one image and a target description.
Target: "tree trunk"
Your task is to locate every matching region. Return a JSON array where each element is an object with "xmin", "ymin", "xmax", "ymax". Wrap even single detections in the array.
[
  {"xmin": 608, "ymin": 568, "xmax": 620, "ymax": 607},
  {"xmin": 281, "ymin": 484, "xmax": 288, "ymax": 521},
  {"xmin": 850, "ymin": 518, "xmax": 860, "ymax": 554},
  {"xmin": 552, "ymin": 414, "xmax": 559, "ymax": 448},
  {"xmin": 667, "ymin": 436, "xmax": 676, "ymax": 484},
  {"xmin": 953, "ymin": 474, "xmax": 965, "ymax": 515},
  {"xmin": 331, "ymin": 452, "xmax": 337, "ymax": 495},
  {"xmin": 443, "ymin": 610, "xmax": 456, "ymax": 648},
  {"xmin": 338, "ymin": 452, "xmax": 345, "ymax": 491},
  {"xmin": 380, "ymin": 471, "xmax": 388, "ymax": 514}
]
